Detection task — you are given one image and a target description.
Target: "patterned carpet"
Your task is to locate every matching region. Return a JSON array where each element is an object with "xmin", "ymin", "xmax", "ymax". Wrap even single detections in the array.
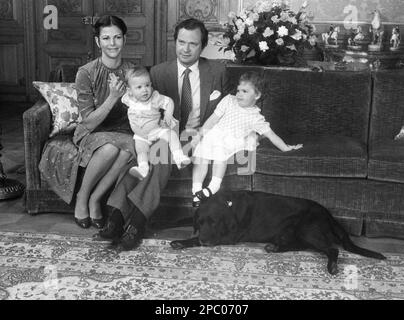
[{"xmin": 0, "ymin": 231, "xmax": 403, "ymax": 300}]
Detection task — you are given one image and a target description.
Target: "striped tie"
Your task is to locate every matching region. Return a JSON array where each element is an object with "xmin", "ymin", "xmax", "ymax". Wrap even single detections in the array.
[{"xmin": 180, "ymin": 68, "xmax": 192, "ymax": 132}]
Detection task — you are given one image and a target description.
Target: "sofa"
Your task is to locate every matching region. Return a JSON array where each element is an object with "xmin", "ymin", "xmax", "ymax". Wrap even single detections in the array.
[{"xmin": 23, "ymin": 63, "xmax": 404, "ymax": 239}]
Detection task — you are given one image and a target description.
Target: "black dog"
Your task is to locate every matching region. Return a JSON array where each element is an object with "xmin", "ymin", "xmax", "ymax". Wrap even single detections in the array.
[{"xmin": 170, "ymin": 190, "xmax": 386, "ymax": 275}]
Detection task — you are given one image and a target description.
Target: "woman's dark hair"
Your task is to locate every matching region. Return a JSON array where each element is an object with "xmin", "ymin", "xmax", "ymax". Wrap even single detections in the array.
[
  {"xmin": 174, "ymin": 18, "xmax": 209, "ymax": 49},
  {"xmin": 239, "ymin": 72, "xmax": 266, "ymax": 96},
  {"xmin": 93, "ymin": 15, "xmax": 127, "ymax": 37}
]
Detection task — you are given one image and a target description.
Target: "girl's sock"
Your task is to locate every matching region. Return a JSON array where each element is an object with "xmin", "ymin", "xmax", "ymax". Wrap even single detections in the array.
[
  {"xmin": 129, "ymin": 162, "xmax": 149, "ymax": 180},
  {"xmin": 192, "ymin": 183, "xmax": 203, "ymax": 195},
  {"xmin": 207, "ymin": 177, "xmax": 222, "ymax": 195}
]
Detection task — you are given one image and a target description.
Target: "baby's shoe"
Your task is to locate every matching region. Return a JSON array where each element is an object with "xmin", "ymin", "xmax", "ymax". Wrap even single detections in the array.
[
  {"xmin": 129, "ymin": 163, "xmax": 149, "ymax": 180},
  {"xmin": 173, "ymin": 151, "xmax": 191, "ymax": 169}
]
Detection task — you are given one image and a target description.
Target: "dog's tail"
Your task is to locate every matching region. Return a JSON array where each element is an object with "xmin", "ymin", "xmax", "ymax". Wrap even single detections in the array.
[{"xmin": 327, "ymin": 209, "xmax": 386, "ymax": 260}]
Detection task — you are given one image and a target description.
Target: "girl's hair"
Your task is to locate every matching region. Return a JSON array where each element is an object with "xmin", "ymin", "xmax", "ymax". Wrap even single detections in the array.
[
  {"xmin": 239, "ymin": 72, "xmax": 266, "ymax": 95},
  {"xmin": 174, "ymin": 18, "xmax": 209, "ymax": 49},
  {"xmin": 93, "ymin": 15, "xmax": 128, "ymax": 38},
  {"xmin": 125, "ymin": 66, "xmax": 150, "ymax": 82}
]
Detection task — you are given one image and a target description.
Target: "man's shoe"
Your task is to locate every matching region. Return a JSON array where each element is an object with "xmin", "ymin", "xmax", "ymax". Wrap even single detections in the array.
[
  {"xmin": 116, "ymin": 224, "xmax": 144, "ymax": 252},
  {"xmin": 92, "ymin": 209, "xmax": 124, "ymax": 242}
]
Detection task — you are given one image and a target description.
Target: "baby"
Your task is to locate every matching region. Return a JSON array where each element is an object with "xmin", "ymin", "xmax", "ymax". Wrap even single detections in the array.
[
  {"xmin": 190, "ymin": 71, "xmax": 303, "ymax": 207},
  {"xmin": 122, "ymin": 66, "xmax": 190, "ymax": 179}
]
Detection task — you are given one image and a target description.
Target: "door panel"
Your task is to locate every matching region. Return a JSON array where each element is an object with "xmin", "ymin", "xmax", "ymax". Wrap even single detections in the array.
[
  {"xmin": 93, "ymin": 0, "xmax": 155, "ymax": 66},
  {"xmin": 36, "ymin": 0, "xmax": 95, "ymax": 81},
  {"xmin": 0, "ymin": 0, "xmax": 27, "ymax": 99}
]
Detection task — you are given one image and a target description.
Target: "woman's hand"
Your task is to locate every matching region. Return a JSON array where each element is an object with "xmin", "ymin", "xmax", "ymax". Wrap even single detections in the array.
[{"xmin": 108, "ymin": 73, "xmax": 126, "ymax": 99}]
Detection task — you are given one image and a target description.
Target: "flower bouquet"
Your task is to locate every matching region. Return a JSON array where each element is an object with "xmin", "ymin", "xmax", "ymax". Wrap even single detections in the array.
[{"xmin": 220, "ymin": 0, "xmax": 317, "ymax": 66}]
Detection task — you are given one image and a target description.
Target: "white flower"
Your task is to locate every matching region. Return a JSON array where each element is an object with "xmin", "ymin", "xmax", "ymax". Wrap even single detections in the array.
[
  {"xmin": 235, "ymin": 19, "xmax": 244, "ymax": 29},
  {"xmin": 228, "ymin": 11, "xmax": 237, "ymax": 19},
  {"xmin": 245, "ymin": 17, "xmax": 254, "ymax": 26},
  {"xmin": 277, "ymin": 26, "xmax": 289, "ymax": 37},
  {"xmin": 241, "ymin": 45, "xmax": 250, "ymax": 52},
  {"xmin": 271, "ymin": 15, "xmax": 280, "ymax": 23},
  {"xmin": 272, "ymin": 0, "xmax": 282, "ymax": 8},
  {"xmin": 234, "ymin": 33, "xmax": 241, "ymax": 41},
  {"xmin": 291, "ymin": 29, "xmax": 303, "ymax": 40},
  {"xmin": 302, "ymin": 1, "xmax": 308, "ymax": 9},
  {"xmin": 276, "ymin": 38, "xmax": 284, "ymax": 46},
  {"xmin": 280, "ymin": 11, "xmax": 290, "ymax": 22},
  {"xmin": 263, "ymin": 27, "xmax": 274, "ymax": 38},
  {"xmin": 240, "ymin": 11, "xmax": 247, "ymax": 20},
  {"xmin": 259, "ymin": 41, "xmax": 270, "ymax": 52},
  {"xmin": 288, "ymin": 17, "xmax": 297, "ymax": 25},
  {"xmin": 251, "ymin": 12, "xmax": 260, "ymax": 22},
  {"xmin": 227, "ymin": 51, "xmax": 237, "ymax": 61},
  {"xmin": 248, "ymin": 26, "xmax": 257, "ymax": 35}
]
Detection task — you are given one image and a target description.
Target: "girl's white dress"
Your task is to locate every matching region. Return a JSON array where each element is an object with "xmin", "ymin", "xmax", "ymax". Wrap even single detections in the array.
[{"xmin": 194, "ymin": 94, "xmax": 271, "ymax": 161}]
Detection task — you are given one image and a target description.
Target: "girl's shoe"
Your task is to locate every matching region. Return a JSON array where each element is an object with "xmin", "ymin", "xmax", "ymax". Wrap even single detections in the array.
[{"xmin": 192, "ymin": 187, "xmax": 213, "ymax": 207}]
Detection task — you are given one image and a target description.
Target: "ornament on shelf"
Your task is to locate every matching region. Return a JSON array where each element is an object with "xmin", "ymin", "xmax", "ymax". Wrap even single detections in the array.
[
  {"xmin": 390, "ymin": 26, "xmax": 401, "ymax": 51},
  {"xmin": 322, "ymin": 25, "xmax": 340, "ymax": 48},
  {"xmin": 368, "ymin": 10, "xmax": 384, "ymax": 52},
  {"xmin": 347, "ymin": 26, "xmax": 365, "ymax": 50}
]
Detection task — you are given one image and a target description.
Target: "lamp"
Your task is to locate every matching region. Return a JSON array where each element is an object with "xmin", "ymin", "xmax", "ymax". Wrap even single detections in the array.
[{"xmin": 0, "ymin": 124, "xmax": 25, "ymax": 200}]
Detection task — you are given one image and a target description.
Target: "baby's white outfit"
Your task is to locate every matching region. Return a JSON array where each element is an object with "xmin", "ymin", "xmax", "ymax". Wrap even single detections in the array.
[
  {"xmin": 122, "ymin": 90, "xmax": 189, "ymax": 174},
  {"xmin": 122, "ymin": 90, "xmax": 178, "ymax": 145},
  {"xmin": 194, "ymin": 94, "xmax": 271, "ymax": 161}
]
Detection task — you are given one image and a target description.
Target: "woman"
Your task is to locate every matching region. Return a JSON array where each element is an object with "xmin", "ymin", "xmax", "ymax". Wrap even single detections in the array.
[{"xmin": 73, "ymin": 15, "xmax": 135, "ymax": 229}]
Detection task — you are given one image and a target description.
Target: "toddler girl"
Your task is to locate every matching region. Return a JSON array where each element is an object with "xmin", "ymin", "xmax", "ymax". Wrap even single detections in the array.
[
  {"xmin": 122, "ymin": 66, "xmax": 190, "ymax": 180},
  {"xmin": 190, "ymin": 71, "xmax": 303, "ymax": 207}
]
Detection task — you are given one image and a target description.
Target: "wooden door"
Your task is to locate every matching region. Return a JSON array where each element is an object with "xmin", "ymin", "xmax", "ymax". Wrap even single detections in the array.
[
  {"xmin": 36, "ymin": 0, "xmax": 156, "ymax": 82},
  {"xmin": 93, "ymin": 0, "xmax": 155, "ymax": 66},
  {"xmin": 35, "ymin": 0, "xmax": 95, "ymax": 81},
  {"xmin": 0, "ymin": 0, "xmax": 34, "ymax": 101}
]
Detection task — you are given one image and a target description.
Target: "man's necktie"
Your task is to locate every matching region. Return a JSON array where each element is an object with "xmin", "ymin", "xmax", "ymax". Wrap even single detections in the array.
[{"xmin": 180, "ymin": 68, "xmax": 192, "ymax": 132}]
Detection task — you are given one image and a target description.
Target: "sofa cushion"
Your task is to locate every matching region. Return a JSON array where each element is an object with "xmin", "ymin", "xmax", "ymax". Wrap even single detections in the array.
[
  {"xmin": 255, "ymin": 135, "xmax": 367, "ymax": 177},
  {"xmin": 33, "ymin": 81, "xmax": 81, "ymax": 138},
  {"xmin": 370, "ymin": 69, "xmax": 404, "ymax": 143},
  {"xmin": 368, "ymin": 139, "xmax": 404, "ymax": 183}
]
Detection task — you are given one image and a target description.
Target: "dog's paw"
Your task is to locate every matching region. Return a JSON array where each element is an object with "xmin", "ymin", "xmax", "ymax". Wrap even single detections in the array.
[{"xmin": 264, "ymin": 243, "xmax": 279, "ymax": 253}]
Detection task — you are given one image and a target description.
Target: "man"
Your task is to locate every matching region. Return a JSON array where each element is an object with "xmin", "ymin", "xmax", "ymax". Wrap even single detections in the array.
[{"xmin": 95, "ymin": 18, "xmax": 230, "ymax": 251}]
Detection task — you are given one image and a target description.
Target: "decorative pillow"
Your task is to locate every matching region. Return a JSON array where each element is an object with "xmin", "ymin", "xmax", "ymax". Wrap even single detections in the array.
[{"xmin": 33, "ymin": 81, "xmax": 81, "ymax": 138}]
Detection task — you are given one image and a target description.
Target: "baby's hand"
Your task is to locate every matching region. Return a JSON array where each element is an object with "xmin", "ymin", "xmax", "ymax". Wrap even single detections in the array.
[
  {"xmin": 284, "ymin": 144, "xmax": 303, "ymax": 152},
  {"xmin": 190, "ymin": 132, "xmax": 202, "ymax": 147}
]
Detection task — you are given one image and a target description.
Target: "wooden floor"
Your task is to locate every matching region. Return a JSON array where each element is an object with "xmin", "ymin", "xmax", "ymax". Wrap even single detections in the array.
[{"xmin": 1, "ymin": 101, "xmax": 404, "ymax": 254}]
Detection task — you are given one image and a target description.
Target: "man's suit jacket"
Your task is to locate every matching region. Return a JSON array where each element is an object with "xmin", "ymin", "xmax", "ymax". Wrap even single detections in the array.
[{"xmin": 149, "ymin": 58, "xmax": 230, "ymax": 128}]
